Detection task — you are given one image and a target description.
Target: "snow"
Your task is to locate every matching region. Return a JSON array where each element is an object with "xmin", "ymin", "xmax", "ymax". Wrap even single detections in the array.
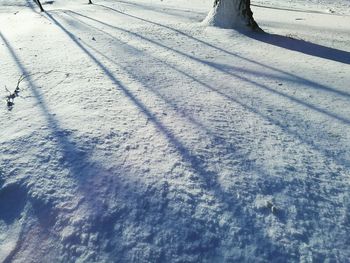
[{"xmin": 1, "ymin": 0, "xmax": 350, "ymax": 262}]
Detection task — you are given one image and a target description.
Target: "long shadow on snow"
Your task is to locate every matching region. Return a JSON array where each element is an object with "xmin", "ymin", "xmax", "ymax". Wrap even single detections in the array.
[
  {"xmin": 60, "ymin": 10, "xmax": 350, "ymax": 207},
  {"xmin": 0, "ymin": 31, "xmax": 122, "ymax": 261},
  {"xmin": 95, "ymin": 3, "xmax": 350, "ymax": 99},
  {"xmin": 63, "ymin": 10, "xmax": 350, "ymax": 170},
  {"xmin": 0, "ymin": 33, "xmax": 94, "ymax": 184},
  {"xmin": 0, "ymin": 30, "xmax": 176, "ymax": 262},
  {"xmin": 245, "ymin": 31, "xmax": 350, "ymax": 65},
  {"xmin": 43, "ymin": 12, "xmax": 292, "ymax": 261},
  {"xmin": 60, "ymin": 12, "xmax": 276, "ymax": 190},
  {"xmin": 66, "ymin": 10, "xmax": 350, "ymax": 125},
  {"xmin": 66, "ymin": 15, "xmax": 350, "ymax": 262},
  {"xmin": 67, "ymin": 10, "xmax": 350, "ymax": 187},
  {"xmin": 61, "ymin": 10, "xmax": 349, "ymax": 169},
  {"xmin": 251, "ymin": 3, "xmax": 348, "ymax": 16},
  {"xmin": 102, "ymin": 0, "xmax": 206, "ymax": 21}
]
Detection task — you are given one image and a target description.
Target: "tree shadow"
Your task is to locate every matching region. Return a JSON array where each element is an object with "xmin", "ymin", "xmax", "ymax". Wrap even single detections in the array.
[
  {"xmin": 54, "ymin": 6, "xmax": 350, "ymax": 250},
  {"xmin": 43, "ymin": 11, "xmax": 223, "ymax": 191},
  {"xmin": 23, "ymin": 0, "xmax": 40, "ymax": 12},
  {"xmin": 245, "ymin": 31, "xmax": 350, "ymax": 65},
  {"xmin": 104, "ymin": 0, "xmax": 206, "ymax": 21},
  {"xmin": 63, "ymin": 8, "xmax": 350, "ymax": 186},
  {"xmin": 49, "ymin": 6, "xmax": 350, "ymax": 260},
  {"xmin": 0, "ymin": 31, "xmax": 119, "ymax": 260},
  {"xmin": 94, "ymin": 3, "xmax": 350, "ymax": 98},
  {"xmin": 62, "ymin": 10, "xmax": 350, "ymax": 170},
  {"xmin": 0, "ymin": 32, "xmax": 92, "ymax": 185},
  {"xmin": 0, "ymin": 183, "xmax": 27, "ymax": 224},
  {"xmin": 0, "ymin": 13, "xmax": 224, "ymax": 260},
  {"xmin": 2, "ymin": 8, "xmax": 349, "ymax": 261},
  {"xmin": 41, "ymin": 11, "xmax": 294, "ymax": 261},
  {"xmin": 251, "ymin": 3, "xmax": 346, "ymax": 16},
  {"xmin": 64, "ymin": 10, "xmax": 350, "ymax": 125}
]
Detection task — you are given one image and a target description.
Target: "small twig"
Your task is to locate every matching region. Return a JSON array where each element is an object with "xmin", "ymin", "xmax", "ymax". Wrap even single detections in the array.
[
  {"xmin": 4, "ymin": 70, "xmax": 66, "ymax": 110},
  {"xmin": 5, "ymin": 74, "xmax": 26, "ymax": 110}
]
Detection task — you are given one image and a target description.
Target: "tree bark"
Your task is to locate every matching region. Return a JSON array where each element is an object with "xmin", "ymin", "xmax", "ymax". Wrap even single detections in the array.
[{"xmin": 204, "ymin": 0, "xmax": 261, "ymax": 31}]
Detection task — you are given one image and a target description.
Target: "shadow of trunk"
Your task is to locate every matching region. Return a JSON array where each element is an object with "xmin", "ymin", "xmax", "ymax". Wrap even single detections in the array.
[{"xmin": 245, "ymin": 31, "xmax": 350, "ymax": 65}]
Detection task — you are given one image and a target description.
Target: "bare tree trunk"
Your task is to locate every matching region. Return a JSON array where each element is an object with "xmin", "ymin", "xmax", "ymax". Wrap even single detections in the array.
[
  {"xmin": 35, "ymin": 0, "xmax": 44, "ymax": 12},
  {"xmin": 204, "ymin": 0, "xmax": 261, "ymax": 31},
  {"xmin": 88, "ymin": 0, "xmax": 93, "ymax": 4}
]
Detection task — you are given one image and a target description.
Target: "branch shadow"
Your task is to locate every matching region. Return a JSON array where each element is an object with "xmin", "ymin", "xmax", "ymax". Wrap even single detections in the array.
[{"xmin": 245, "ymin": 31, "xmax": 350, "ymax": 65}]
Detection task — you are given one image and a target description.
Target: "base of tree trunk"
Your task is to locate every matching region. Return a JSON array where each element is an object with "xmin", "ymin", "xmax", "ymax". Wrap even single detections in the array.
[{"xmin": 203, "ymin": 0, "xmax": 262, "ymax": 32}]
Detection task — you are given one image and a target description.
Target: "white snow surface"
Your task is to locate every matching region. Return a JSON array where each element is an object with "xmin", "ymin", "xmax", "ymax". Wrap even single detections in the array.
[{"xmin": 1, "ymin": 0, "xmax": 350, "ymax": 262}]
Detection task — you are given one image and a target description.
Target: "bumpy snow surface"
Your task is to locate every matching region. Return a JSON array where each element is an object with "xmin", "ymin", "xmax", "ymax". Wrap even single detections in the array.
[{"xmin": 1, "ymin": 0, "xmax": 350, "ymax": 262}]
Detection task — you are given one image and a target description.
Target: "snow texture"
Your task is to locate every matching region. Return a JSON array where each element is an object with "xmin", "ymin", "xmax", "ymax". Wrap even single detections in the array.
[{"xmin": 1, "ymin": 0, "xmax": 350, "ymax": 262}]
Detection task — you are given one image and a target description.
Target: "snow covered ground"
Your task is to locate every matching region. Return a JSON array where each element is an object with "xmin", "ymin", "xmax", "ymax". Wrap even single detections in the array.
[{"xmin": 1, "ymin": 0, "xmax": 350, "ymax": 262}]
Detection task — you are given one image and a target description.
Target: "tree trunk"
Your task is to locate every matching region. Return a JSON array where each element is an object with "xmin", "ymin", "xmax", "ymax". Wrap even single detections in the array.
[
  {"xmin": 35, "ymin": 0, "xmax": 44, "ymax": 12},
  {"xmin": 88, "ymin": 0, "xmax": 93, "ymax": 4},
  {"xmin": 203, "ymin": 0, "xmax": 260, "ymax": 31}
]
